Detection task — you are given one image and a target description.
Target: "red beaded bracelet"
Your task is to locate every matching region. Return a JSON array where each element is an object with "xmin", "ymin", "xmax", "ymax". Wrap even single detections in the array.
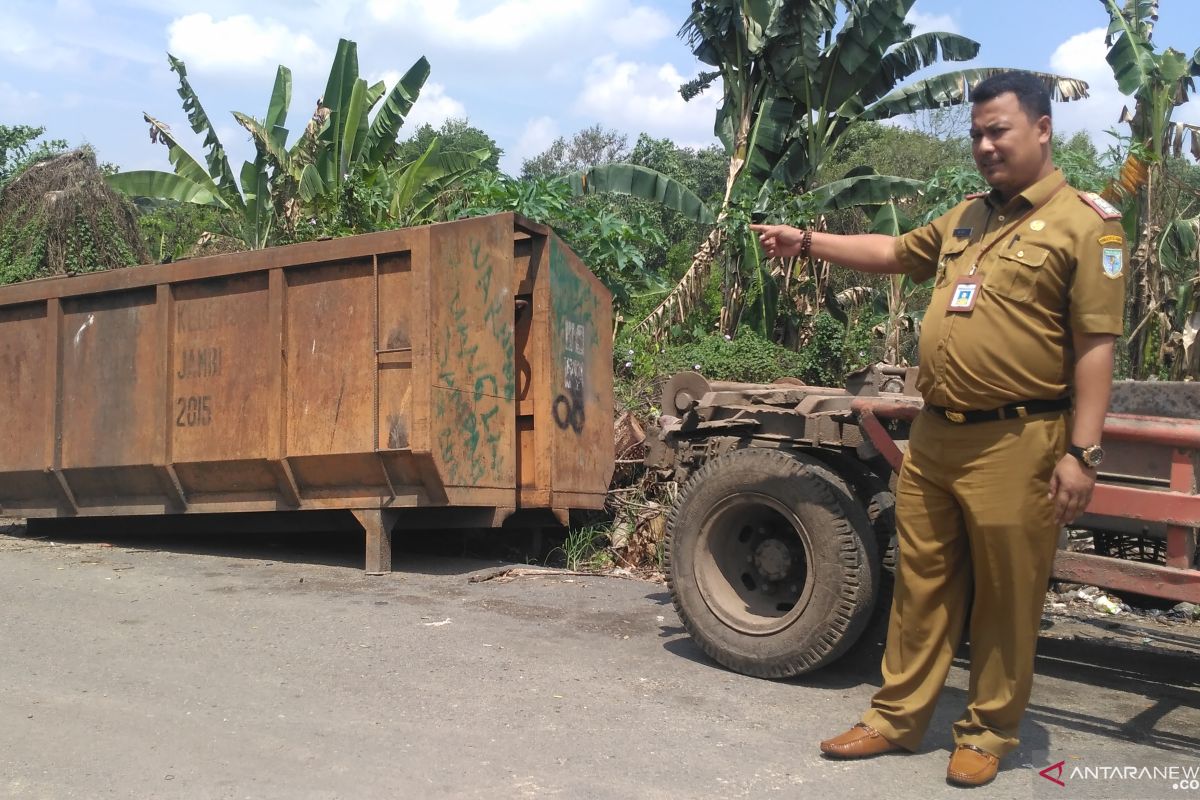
[{"xmin": 799, "ymin": 229, "xmax": 813, "ymax": 260}]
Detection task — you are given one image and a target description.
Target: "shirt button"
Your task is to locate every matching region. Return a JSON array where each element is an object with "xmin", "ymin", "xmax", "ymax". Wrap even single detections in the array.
[
  {"xmin": 998, "ymin": 215, "xmax": 1006, "ymax": 222},
  {"xmin": 1017, "ymin": 250, "xmax": 1025, "ymax": 257}
]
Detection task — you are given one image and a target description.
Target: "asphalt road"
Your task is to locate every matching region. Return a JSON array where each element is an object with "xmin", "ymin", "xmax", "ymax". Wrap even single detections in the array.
[{"xmin": 1, "ymin": 524, "xmax": 1197, "ymax": 800}]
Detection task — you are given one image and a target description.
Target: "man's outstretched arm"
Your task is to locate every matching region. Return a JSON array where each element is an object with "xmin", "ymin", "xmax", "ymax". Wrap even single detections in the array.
[{"xmin": 750, "ymin": 224, "xmax": 906, "ymax": 275}]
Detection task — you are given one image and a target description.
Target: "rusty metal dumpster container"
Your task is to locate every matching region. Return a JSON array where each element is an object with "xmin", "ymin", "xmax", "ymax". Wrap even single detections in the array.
[{"xmin": 0, "ymin": 213, "xmax": 614, "ymax": 571}]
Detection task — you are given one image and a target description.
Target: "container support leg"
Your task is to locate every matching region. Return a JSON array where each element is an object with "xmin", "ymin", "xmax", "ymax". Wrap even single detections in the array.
[{"xmin": 353, "ymin": 509, "xmax": 400, "ymax": 575}]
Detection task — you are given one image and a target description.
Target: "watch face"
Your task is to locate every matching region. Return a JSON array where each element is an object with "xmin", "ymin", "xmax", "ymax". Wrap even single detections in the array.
[{"xmin": 1084, "ymin": 446, "xmax": 1104, "ymax": 468}]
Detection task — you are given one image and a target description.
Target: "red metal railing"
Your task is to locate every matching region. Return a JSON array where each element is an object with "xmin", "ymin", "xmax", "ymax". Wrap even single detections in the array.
[{"xmin": 851, "ymin": 398, "xmax": 1200, "ymax": 604}]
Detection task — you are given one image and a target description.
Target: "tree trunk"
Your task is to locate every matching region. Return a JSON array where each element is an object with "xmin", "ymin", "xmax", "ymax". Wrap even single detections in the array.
[{"xmin": 633, "ymin": 225, "xmax": 725, "ymax": 339}]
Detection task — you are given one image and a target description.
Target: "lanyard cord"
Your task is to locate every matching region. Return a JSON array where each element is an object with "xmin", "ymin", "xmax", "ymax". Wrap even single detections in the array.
[{"xmin": 968, "ymin": 180, "xmax": 1067, "ymax": 276}]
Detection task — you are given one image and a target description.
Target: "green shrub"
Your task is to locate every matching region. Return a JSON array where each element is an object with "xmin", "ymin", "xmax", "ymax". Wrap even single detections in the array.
[{"xmin": 658, "ymin": 329, "xmax": 810, "ymax": 384}]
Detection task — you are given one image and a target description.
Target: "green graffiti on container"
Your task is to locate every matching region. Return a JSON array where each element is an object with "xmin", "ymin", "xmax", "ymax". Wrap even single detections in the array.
[
  {"xmin": 549, "ymin": 238, "xmax": 599, "ymax": 436},
  {"xmin": 435, "ymin": 239, "xmax": 514, "ymax": 483}
]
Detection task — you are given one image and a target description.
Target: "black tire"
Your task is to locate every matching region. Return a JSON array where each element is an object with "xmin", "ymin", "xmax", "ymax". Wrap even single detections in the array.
[
  {"xmin": 803, "ymin": 451, "xmax": 898, "ymax": 638},
  {"xmin": 665, "ymin": 447, "xmax": 880, "ymax": 678}
]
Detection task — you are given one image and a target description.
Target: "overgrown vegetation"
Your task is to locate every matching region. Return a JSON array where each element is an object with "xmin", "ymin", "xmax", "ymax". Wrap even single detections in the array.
[
  {"xmin": 0, "ymin": 149, "xmax": 146, "ymax": 283},
  {"xmin": 1, "ymin": 3, "xmax": 1198, "ymax": 573}
]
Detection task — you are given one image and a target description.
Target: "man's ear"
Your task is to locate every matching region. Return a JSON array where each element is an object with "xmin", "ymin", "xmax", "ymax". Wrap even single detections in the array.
[{"xmin": 1037, "ymin": 115, "xmax": 1053, "ymax": 144}]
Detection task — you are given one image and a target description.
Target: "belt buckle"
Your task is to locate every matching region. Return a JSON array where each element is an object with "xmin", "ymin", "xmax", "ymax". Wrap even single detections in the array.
[{"xmin": 944, "ymin": 410, "xmax": 966, "ymax": 424}]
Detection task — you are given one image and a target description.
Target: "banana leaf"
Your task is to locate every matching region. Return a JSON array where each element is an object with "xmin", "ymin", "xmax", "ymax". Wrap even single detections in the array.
[
  {"xmin": 141, "ymin": 113, "xmax": 226, "ymax": 204},
  {"xmin": 406, "ymin": 148, "xmax": 492, "ymax": 221},
  {"xmin": 340, "ymin": 78, "xmax": 369, "ymax": 179},
  {"xmin": 233, "ymin": 112, "xmax": 293, "ymax": 175},
  {"xmin": 106, "ymin": 171, "xmax": 222, "ymax": 207},
  {"xmin": 166, "ymin": 54, "xmax": 240, "ymax": 206},
  {"xmin": 239, "ymin": 159, "xmax": 272, "ymax": 250},
  {"xmin": 806, "ymin": 173, "xmax": 924, "ymax": 212},
  {"xmin": 318, "ymin": 39, "xmax": 359, "ymax": 188},
  {"xmin": 844, "ymin": 31, "xmax": 980, "ymax": 114},
  {"xmin": 744, "ymin": 93, "xmax": 795, "ymax": 187},
  {"xmin": 568, "ymin": 163, "xmax": 716, "ymax": 224},
  {"xmin": 365, "ymin": 57, "xmax": 431, "ymax": 164},
  {"xmin": 389, "ymin": 137, "xmax": 440, "ymax": 220},
  {"xmin": 265, "ymin": 65, "xmax": 292, "ymax": 138},
  {"xmin": 863, "ymin": 68, "xmax": 1089, "ymax": 120},
  {"xmin": 1101, "ymin": 0, "xmax": 1159, "ymax": 95}
]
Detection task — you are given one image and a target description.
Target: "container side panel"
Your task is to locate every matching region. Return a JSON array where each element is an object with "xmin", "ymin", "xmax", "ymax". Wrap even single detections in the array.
[
  {"xmin": 429, "ymin": 217, "xmax": 516, "ymax": 490},
  {"xmin": 377, "ymin": 251, "xmax": 414, "ymax": 450},
  {"xmin": 285, "ymin": 259, "xmax": 375, "ymax": 457},
  {"xmin": 0, "ymin": 303, "xmax": 49, "ymax": 472},
  {"xmin": 548, "ymin": 236, "xmax": 614, "ymax": 502},
  {"xmin": 174, "ymin": 459, "xmax": 279, "ymax": 496},
  {"xmin": 171, "ymin": 274, "xmax": 272, "ymax": 463},
  {"xmin": 517, "ymin": 233, "xmax": 555, "ymax": 507},
  {"xmin": 60, "ymin": 289, "xmax": 160, "ymax": 468}
]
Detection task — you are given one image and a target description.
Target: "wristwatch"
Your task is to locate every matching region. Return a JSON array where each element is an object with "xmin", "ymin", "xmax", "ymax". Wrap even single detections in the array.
[{"xmin": 1067, "ymin": 444, "xmax": 1104, "ymax": 469}]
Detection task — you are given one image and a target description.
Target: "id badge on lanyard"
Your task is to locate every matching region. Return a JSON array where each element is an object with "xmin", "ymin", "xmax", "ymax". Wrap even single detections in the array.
[{"xmin": 947, "ymin": 272, "xmax": 981, "ymax": 312}]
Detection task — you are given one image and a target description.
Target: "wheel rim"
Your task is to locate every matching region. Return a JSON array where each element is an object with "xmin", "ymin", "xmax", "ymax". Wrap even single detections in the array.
[{"xmin": 693, "ymin": 491, "xmax": 814, "ymax": 636}]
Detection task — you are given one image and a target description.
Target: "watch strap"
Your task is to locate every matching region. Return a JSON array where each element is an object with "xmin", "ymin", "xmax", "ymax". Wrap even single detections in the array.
[{"xmin": 1067, "ymin": 444, "xmax": 1099, "ymax": 468}]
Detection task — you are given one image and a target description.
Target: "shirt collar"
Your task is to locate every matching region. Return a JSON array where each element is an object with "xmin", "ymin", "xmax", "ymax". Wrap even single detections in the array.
[{"xmin": 984, "ymin": 168, "xmax": 1065, "ymax": 210}]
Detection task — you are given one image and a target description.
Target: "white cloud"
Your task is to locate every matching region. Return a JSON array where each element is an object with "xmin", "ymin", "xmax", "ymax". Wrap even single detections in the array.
[
  {"xmin": 167, "ymin": 13, "xmax": 326, "ymax": 74},
  {"xmin": 907, "ymin": 6, "xmax": 960, "ymax": 35},
  {"xmin": 574, "ymin": 55, "xmax": 720, "ymax": 148},
  {"xmin": 502, "ymin": 115, "xmax": 560, "ymax": 174},
  {"xmin": 0, "ymin": 14, "xmax": 78, "ymax": 69},
  {"xmin": 402, "ymin": 82, "xmax": 467, "ymax": 130},
  {"xmin": 607, "ymin": 6, "xmax": 674, "ymax": 47},
  {"xmin": 1049, "ymin": 27, "xmax": 1128, "ymax": 141},
  {"xmin": 367, "ymin": 0, "xmax": 604, "ymax": 50},
  {"xmin": 1049, "ymin": 27, "xmax": 1200, "ymax": 151}
]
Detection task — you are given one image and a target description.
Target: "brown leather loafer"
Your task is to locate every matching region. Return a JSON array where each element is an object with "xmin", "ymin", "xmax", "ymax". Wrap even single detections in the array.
[
  {"xmin": 947, "ymin": 744, "xmax": 1000, "ymax": 786},
  {"xmin": 819, "ymin": 722, "xmax": 904, "ymax": 759}
]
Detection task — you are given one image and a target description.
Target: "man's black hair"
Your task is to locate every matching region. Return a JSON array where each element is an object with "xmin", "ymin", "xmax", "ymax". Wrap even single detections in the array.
[{"xmin": 971, "ymin": 71, "xmax": 1052, "ymax": 120}]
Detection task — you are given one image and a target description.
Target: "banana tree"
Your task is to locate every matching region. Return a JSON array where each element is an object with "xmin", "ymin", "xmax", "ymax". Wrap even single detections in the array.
[
  {"xmin": 290, "ymin": 39, "xmax": 431, "ymax": 205},
  {"xmin": 1096, "ymin": 0, "xmax": 1200, "ymax": 377},
  {"xmin": 237, "ymin": 39, "xmax": 488, "ymax": 231},
  {"xmin": 623, "ymin": 0, "xmax": 1087, "ymax": 340},
  {"xmin": 108, "ymin": 55, "xmax": 289, "ymax": 249}
]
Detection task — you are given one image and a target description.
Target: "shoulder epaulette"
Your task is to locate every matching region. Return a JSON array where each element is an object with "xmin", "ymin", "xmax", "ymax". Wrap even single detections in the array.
[
  {"xmin": 964, "ymin": 191, "xmax": 988, "ymax": 200},
  {"xmin": 1079, "ymin": 191, "xmax": 1122, "ymax": 220}
]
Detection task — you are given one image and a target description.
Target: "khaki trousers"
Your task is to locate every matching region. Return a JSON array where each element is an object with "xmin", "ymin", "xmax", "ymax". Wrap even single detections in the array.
[{"xmin": 861, "ymin": 409, "xmax": 1067, "ymax": 757}]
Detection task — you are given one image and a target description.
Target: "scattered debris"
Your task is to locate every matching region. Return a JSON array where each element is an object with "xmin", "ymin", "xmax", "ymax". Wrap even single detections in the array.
[
  {"xmin": 1174, "ymin": 602, "xmax": 1200, "ymax": 621},
  {"xmin": 469, "ymin": 566, "xmax": 652, "ymax": 584}
]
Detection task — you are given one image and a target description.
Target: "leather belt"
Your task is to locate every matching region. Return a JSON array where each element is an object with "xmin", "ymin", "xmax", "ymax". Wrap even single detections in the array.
[{"xmin": 925, "ymin": 397, "xmax": 1072, "ymax": 424}]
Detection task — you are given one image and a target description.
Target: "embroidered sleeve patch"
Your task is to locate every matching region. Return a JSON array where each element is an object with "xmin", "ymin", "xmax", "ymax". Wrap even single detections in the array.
[
  {"xmin": 1080, "ymin": 192, "xmax": 1122, "ymax": 220},
  {"xmin": 1098, "ymin": 234, "xmax": 1123, "ymax": 246},
  {"xmin": 1102, "ymin": 247, "xmax": 1124, "ymax": 278}
]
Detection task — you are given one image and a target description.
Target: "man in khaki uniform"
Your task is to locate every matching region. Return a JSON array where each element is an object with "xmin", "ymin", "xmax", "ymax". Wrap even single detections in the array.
[{"xmin": 752, "ymin": 71, "xmax": 1125, "ymax": 787}]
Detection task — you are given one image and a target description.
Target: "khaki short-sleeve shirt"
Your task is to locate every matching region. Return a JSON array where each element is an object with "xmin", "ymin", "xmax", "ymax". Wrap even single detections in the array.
[{"xmin": 894, "ymin": 169, "xmax": 1126, "ymax": 410}]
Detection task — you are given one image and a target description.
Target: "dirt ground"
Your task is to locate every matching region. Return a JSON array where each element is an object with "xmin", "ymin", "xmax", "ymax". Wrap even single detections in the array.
[{"xmin": 1, "ymin": 520, "xmax": 1197, "ymax": 800}]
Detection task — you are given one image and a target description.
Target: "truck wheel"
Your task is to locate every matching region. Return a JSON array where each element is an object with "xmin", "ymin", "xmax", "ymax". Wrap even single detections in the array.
[{"xmin": 665, "ymin": 447, "xmax": 879, "ymax": 678}]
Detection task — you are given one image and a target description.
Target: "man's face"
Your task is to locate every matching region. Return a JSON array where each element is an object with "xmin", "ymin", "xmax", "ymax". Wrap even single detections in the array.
[{"xmin": 970, "ymin": 91, "xmax": 1051, "ymax": 197}]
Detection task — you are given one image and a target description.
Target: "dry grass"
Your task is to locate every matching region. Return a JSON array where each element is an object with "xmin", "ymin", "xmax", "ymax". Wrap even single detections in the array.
[{"xmin": 0, "ymin": 149, "xmax": 148, "ymax": 281}]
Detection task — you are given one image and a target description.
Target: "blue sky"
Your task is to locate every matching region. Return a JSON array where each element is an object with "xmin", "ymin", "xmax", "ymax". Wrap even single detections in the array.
[{"xmin": 3, "ymin": 1, "xmax": 1199, "ymax": 177}]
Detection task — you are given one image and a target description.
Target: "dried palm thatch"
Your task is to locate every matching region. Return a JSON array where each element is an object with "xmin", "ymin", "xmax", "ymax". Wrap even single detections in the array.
[
  {"xmin": 181, "ymin": 231, "xmax": 246, "ymax": 260},
  {"xmin": 0, "ymin": 148, "xmax": 148, "ymax": 284}
]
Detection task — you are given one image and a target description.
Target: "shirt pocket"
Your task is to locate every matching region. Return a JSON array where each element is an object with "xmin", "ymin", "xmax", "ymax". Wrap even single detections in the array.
[
  {"xmin": 989, "ymin": 244, "xmax": 1049, "ymax": 302},
  {"xmin": 935, "ymin": 239, "xmax": 970, "ymax": 287}
]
